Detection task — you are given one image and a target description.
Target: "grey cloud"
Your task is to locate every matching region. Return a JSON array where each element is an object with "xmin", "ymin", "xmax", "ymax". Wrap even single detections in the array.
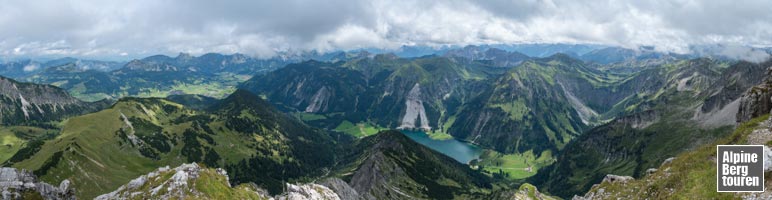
[
  {"xmin": 0, "ymin": 0, "xmax": 770, "ymax": 59},
  {"xmin": 689, "ymin": 44, "xmax": 771, "ymax": 63},
  {"xmin": 716, "ymin": 45, "xmax": 770, "ymax": 63}
]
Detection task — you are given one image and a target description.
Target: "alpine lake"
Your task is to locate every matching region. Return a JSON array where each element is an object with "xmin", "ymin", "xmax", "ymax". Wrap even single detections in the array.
[{"xmin": 400, "ymin": 130, "xmax": 482, "ymax": 164}]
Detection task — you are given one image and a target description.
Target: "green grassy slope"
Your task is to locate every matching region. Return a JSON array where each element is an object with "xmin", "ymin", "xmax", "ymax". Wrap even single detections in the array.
[
  {"xmin": 579, "ymin": 115, "xmax": 769, "ymax": 199},
  {"xmin": 11, "ymin": 90, "xmax": 337, "ymax": 199}
]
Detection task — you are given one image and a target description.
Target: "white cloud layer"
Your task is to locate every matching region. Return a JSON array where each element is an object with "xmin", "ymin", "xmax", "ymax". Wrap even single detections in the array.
[
  {"xmin": 0, "ymin": 0, "xmax": 770, "ymax": 58},
  {"xmin": 22, "ymin": 63, "xmax": 38, "ymax": 72}
]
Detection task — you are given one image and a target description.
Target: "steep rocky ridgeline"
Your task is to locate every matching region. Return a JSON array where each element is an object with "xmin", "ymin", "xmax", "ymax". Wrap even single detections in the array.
[
  {"xmin": 240, "ymin": 55, "xmax": 500, "ymax": 133},
  {"xmin": 8, "ymin": 89, "xmax": 337, "ymax": 199},
  {"xmin": 0, "ymin": 76, "xmax": 108, "ymax": 126},
  {"xmin": 332, "ymin": 130, "xmax": 493, "ymax": 199},
  {"xmin": 0, "ymin": 167, "xmax": 75, "ymax": 200},
  {"xmin": 532, "ymin": 59, "xmax": 771, "ymax": 198}
]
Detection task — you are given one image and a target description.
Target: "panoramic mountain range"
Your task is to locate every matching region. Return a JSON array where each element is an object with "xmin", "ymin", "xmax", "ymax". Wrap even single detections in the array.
[{"xmin": 0, "ymin": 44, "xmax": 770, "ymax": 199}]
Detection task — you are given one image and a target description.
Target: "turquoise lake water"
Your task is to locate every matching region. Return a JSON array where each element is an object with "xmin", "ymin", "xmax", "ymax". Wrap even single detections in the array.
[{"xmin": 400, "ymin": 131, "xmax": 482, "ymax": 164}]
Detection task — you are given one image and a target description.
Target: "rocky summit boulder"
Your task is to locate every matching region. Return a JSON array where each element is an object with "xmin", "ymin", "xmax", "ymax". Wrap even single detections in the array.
[{"xmin": 0, "ymin": 167, "xmax": 74, "ymax": 200}]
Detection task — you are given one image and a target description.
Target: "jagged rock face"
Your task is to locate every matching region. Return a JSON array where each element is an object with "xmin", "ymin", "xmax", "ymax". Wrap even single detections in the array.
[
  {"xmin": 0, "ymin": 167, "xmax": 74, "ymax": 200},
  {"xmin": 737, "ymin": 67, "xmax": 772, "ymax": 123},
  {"xmin": 0, "ymin": 76, "xmax": 105, "ymax": 125},
  {"xmin": 737, "ymin": 86, "xmax": 772, "ymax": 123}
]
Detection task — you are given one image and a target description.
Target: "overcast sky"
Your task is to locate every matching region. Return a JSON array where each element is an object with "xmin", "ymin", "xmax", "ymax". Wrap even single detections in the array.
[{"xmin": 1, "ymin": 0, "xmax": 771, "ymax": 59}]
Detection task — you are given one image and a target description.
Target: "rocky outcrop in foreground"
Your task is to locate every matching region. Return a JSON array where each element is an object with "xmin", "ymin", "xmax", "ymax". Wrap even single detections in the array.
[
  {"xmin": 97, "ymin": 163, "xmax": 342, "ymax": 200},
  {"xmin": 737, "ymin": 67, "xmax": 772, "ymax": 123},
  {"xmin": 489, "ymin": 183, "xmax": 558, "ymax": 200},
  {"xmin": 0, "ymin": 167, "xmax": 74, "ymax": 200}
]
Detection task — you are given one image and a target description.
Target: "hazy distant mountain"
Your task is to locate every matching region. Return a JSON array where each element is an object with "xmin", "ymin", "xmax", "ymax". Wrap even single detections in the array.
[
  {"xmin": 494, "ymin": 43, "xmax": 605, "ymax": 57},
  {"xmin": 579, "ymin": 47, "xmax": 687, "ymax": 64},
  {"xmin": 0, "ymin": 58, "xmax": 124, "ymax": 79},
  {"xmin": 22, "ymin": 53, "xmax": 305, "ymax": 101},
  {"xmin": 443, "ymin": 46, "xmax": 531, "ymax": 68},
  {"xmin": 42, "ymin": 57, "xmax": 125, "ymax": 71},
  {"xmin": 0, "ymin": 60, "xmax": 42, "ymax": 78}
]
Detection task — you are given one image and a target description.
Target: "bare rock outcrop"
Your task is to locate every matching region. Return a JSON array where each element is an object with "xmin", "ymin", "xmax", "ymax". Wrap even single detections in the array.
[
  {"xmin": 97, "ymin": 163, "xmax": 343, "ymax": 200},
  {"xmin": 319, "ymin": 178, "xmax": 361, "ymax": 200},
  {"xmin": 0, "ymin": 167, "xmax": 75, "ymax": 200},
  {"xmin": 276, "ymin": 183, "xmax": 341, "ymax": 200},
  {"xmin": 737, "ymin": 67, "xmax": 772, "ymax": 123}
]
